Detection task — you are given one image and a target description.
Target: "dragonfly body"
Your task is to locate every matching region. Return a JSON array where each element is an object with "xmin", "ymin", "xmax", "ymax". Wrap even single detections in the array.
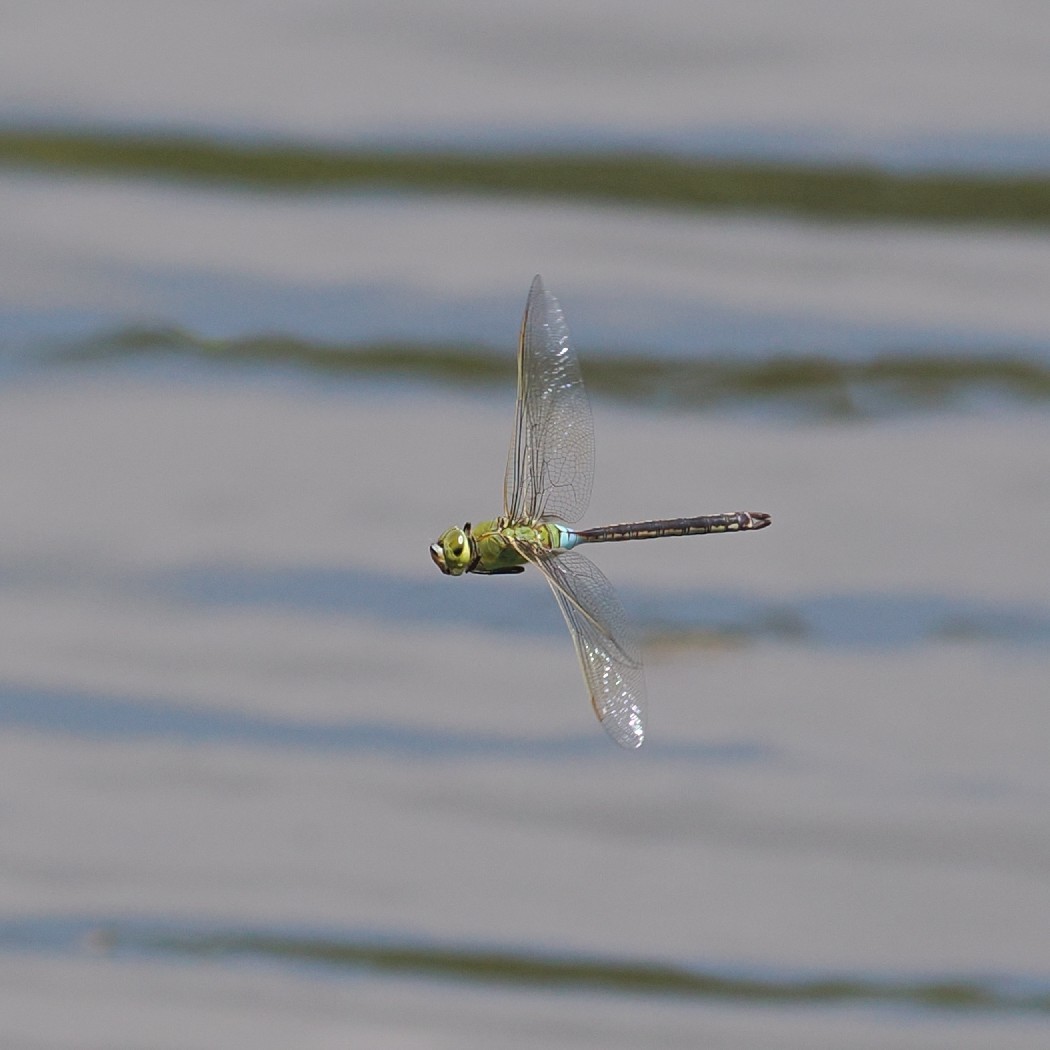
[
  {"xmin": 431, "ymin": 276, "xmax": 771, "ymax": 749},
  {"xmin": 456, "ymin": 518, "xmax": 575, "ymax": 574},
  {"xmin": 437, "ymin": 511, "xmax": 770, "ymax": 576}
]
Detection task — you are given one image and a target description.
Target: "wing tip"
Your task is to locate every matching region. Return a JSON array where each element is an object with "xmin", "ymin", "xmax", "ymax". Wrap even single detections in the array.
[{"xmin": 605, "ymin": 713, "xmax": 645, "ymax": 750}]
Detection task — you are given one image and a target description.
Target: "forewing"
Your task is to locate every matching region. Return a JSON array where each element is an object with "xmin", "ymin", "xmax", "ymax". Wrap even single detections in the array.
[
  {"xmin": 526, "ymin": 546, "xmax": 646, "ymax": 749},
  {"xmin": 503, "ymin": 276, "xmax": 595, "ymax": 525}
]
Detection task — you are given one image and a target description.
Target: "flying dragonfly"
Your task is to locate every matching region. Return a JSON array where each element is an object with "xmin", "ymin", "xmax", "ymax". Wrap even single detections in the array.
[{"xmin": 430, "ymin": 276, "xmax": 771, "ymax": 748}]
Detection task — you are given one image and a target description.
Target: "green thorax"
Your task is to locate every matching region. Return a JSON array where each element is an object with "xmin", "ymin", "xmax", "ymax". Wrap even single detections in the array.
[{"xmin": 472, "ymin": 518, "xmax": 571, "ymax": 573}]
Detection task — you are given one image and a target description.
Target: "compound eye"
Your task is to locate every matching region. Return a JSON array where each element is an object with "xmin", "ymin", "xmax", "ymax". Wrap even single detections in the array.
[
  {"xmin": 446, "ymin": 529, "xmax": 467, "ymax": 559},
  {"xmin": 433, "ymin": 524, "xmax": 473, "ymax": 575}
]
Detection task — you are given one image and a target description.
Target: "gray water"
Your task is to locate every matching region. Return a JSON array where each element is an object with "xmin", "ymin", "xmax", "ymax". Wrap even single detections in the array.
[{"xmin": 2, "ymin": 4, "xmax": 1050, "ymax": 1048}]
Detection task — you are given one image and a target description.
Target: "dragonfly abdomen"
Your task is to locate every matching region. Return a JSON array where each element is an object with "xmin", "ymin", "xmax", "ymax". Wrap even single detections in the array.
[{"xmin": 574, "ymin": 511, "xmax": 770, "ymax": 544}]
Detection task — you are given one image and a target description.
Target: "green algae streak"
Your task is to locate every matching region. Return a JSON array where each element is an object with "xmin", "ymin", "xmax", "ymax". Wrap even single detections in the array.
[
  {"xmin": 4, "ymin": 127, "xmax": 1050, "ymax": 225},
  {"xmin": 60, "ymin": 326, "xmax": 1050, "ymax": 420}
]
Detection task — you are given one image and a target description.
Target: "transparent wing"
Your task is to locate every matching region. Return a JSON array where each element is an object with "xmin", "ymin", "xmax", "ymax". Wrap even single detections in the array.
[
  {"xmin": 504, "ymin": 275, "xmax": 595, "ymax": 525},
  {"xmin": 525, "ymin": 545, "xmax": 646, "ymax": 749}
]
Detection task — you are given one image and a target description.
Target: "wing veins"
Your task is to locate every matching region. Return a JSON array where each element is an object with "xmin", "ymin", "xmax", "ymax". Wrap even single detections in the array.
[{"xmin": 510, "ymin": 539, "xmax": 639, "ymax": 667}]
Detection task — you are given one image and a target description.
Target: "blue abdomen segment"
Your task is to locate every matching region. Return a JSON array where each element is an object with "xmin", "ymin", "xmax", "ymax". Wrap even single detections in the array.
[{"xmin": 547, "ymin": 523, "xmax": 583, "ymax": 550}]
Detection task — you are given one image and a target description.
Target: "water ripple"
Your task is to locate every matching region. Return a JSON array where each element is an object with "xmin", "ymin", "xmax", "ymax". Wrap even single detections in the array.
[
  {"xmin": 161, "ymin": 564, "xmax": 1050, "ymax": 649},
  {"xmin": 0, "ymin": 683, "xmax": 768, "ymax": 763},
  {"xmin": 2, "ymin": 915, "xmax": 1047, "ymax": 1015}
]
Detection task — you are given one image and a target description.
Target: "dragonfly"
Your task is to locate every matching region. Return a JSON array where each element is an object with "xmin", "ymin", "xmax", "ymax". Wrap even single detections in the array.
[{"xmin": 430, "ymin": 276, "xmax": 770, "ymax": 748}]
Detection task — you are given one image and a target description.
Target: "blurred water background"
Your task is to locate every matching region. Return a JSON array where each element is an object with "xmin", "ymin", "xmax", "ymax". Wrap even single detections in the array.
[{"xmin": 2, "ymin": 3, "xmax": 1050, "ymax": 1047}]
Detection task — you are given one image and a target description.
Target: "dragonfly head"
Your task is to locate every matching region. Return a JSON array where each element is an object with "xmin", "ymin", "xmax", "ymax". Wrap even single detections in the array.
[{"xmin": 430, "ymin": 523, "xmax": 475, "ymax": 576}]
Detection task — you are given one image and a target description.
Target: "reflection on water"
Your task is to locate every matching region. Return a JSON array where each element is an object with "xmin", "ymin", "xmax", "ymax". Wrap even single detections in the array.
[
  {"xmin": 159, "ymin": 563, "xmax": 1050, "ymax": 649},
  {"xmin": 0, "ymin": 682, "xmax": 771, "ymax": 763}
]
